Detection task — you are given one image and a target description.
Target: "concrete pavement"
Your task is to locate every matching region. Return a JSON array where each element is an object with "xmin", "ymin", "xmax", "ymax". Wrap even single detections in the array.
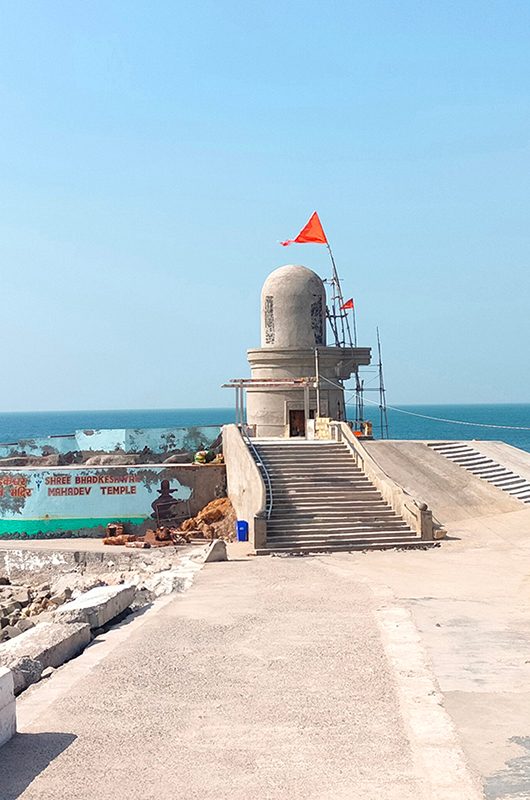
[{"xmin": 0, "ymin": 554, "xmax": 481, "ymax": 800}]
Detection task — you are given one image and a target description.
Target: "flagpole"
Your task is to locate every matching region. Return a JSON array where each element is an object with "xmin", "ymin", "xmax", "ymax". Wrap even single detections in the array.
[
  {"xmin": 351, "ymin": 305, "xmax": 357, "ymax": 347},
  {"xmin": 325, "ymin": 242, "xmax": 353, "ymax": 348}
]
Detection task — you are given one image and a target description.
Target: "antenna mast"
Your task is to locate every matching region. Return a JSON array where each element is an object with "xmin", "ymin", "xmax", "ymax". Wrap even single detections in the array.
[{"xmin": 376, "ymin": 327, "xmax": 389, "ymax": 438}]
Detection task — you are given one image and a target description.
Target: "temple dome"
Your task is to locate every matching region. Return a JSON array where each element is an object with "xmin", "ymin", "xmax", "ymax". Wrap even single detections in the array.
[{"xmin": 260, "ymin": 265, "xmax": 326, "ymax": 349}]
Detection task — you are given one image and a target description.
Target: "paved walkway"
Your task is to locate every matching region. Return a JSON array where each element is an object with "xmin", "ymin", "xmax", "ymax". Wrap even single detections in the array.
[{"xmin": 0, "ymin": 555, "xmax": 479, "ymax": 800}]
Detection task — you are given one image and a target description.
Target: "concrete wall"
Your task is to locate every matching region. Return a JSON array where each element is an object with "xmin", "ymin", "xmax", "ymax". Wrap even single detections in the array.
[
  {"xmin": 332, "ymin": 423, "xmax": 434, "ymax": 540},
  {"xmin": 0, "ymin": 464, "xmax": 225, "ymax": 539},
  {"xmin": 0, "ymin": 426, "xmax": 221, "ymax": 460},
  {"xmin": 222, "ymin": 425, "xmax": 266, "ymax": 548},
  {"xmin": 0, "ymin": 667, "xmax": 16, "ymax": 748}
]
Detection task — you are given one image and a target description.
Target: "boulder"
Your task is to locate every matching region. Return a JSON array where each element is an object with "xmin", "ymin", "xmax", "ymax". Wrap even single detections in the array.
[
  {"xmin": 0, "ymin": 622, "xmax": 90, "ymax": 694},
  {"xmin": 53, "ymin": 584, "xmax": 135, "ymax": 629},
  {"xmin": 202, "ymin": 539, "xmax": 228, "ymax": 563},
  {"xmin": 84, "ymin": 454, "xmax": 138, "ymax": 466}
]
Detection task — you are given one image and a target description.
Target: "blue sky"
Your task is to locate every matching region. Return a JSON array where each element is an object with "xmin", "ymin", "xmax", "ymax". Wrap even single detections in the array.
[{"xmin": 1, "ymin": 1, "xmax": 529, "ymax": 410}]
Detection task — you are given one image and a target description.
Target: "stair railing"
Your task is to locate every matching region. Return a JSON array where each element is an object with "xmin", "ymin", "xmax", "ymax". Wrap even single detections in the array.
[{"xmin": 239, "ymin": 425, "xmax": 273, "ymax": 520}]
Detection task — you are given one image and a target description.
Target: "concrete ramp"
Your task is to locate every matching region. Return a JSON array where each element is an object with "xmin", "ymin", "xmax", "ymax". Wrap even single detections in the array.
[{"xmin": 363, "ymin": 440, "xmax": 522, "ymax": 525}]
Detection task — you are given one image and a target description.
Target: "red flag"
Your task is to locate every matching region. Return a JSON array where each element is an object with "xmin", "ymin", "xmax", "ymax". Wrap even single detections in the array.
[
  {"xmin": 340, "ymin": 298, "xmax": 354, "ymax": 310},
  {"xmin": 280, "ymin": 211, "xmax": 328, "ymax": 246}
]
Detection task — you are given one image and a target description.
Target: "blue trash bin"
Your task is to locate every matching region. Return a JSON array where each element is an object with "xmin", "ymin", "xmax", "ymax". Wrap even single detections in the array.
[{"xmin": 236, "ymin": 520, "xmax": 249, "ymax": 542}]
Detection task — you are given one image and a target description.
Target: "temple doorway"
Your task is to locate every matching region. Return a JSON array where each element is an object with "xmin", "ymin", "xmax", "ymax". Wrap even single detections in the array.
[{"xmin": 289, "ymin": 409, "xmax": 305, "ymax": 437}]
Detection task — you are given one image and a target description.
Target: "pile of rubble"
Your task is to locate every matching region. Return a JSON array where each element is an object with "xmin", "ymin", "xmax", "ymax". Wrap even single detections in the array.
[
  {"xmin": 178, "ymin": 497, "xmax": 236, "ymax": 541},
  {"xmin": 103, "ymin": 498, "xmax": 237, "ymax": 548},
  {"xmin": 0, "ymin": 574, "xmax": 117, "ymax": 643}
]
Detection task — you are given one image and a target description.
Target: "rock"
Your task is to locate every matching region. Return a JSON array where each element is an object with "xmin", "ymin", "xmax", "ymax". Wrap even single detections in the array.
[
  {"xmin": 0, "ymin": 457, "xmax": 29, "ymax": 466},
  {"xmin": 84, "ymin": 454, "xmax": 138, "ymax": 466},
  {"xmin": 0, "ymin": 622, "xmax": 90, "ymax": 694},
  {"xmin": 53, "ymin": 584, "xmax": 136, "ymax": 629},
  {"xmin": 16, "ymin": 619, "xmax": 34, "ymax": 633},
  {"xmin": 129, "ymin": 588, "xmax": 155, "ymax": 612},
  {"xmin": 9, "ymin": 588, "xmax": 30, "ymax": 606},
  {"xmin": 3, "ymin": 656, "xmax": 43, "ymax": 695},
  {"xmin": 163, "ymin": 453, "xmax": 191, "ymax": 464},
  {"xmin": 0, "ymin": 578, "xmax": 10, "ymax": 587},
  {"xmin": 0, "ymin": 602, "xmax": 21, "ymax": 617},
  {"xmin": 50, "ymin": 574, "xmax": 102, "ymax": 600},
  {"xmin": 202, "ymin": 539, "xmax": 228, "ymax": 563},
  {"xmin": 49, "ymin": 593, "xmax": 69, "ymax": 606},
  {"xmin": 2, "ymin": 626, "xmax": 22, "ymax": 640},
  {"xmin": 40, "ymin": 666, "xmax": 55, "ymax": 679},
  {"xmin": 36, "ymin": 454, "xmax": 60, "ymax": 466}
]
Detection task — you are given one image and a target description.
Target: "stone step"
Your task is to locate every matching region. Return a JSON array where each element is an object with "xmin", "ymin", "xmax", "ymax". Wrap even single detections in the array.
[
  {"xmin": 490, "ymin": 476, "xmax": 526, "ymax": 488},
  {"xmin": 256, "ymin": 538, "xmax": 427, "ymax": 555},
  {"xmin": 267, "ymin": 522, "xmax": 411, "ymax": 534},
  {"xmin": 270, "ymin": 491, "xmax": 382, "ymax": 501},
  {"xmin": 268, "ymin": 519, "xmax": 408, "ymax": 530},
  {"xmin": 265, "ymin": 469, "xmax": 364, "ymax": 477},
  {"xmin": 450, "ymin": 455, "xmax": 493, "ymax": 464},
  {"xmin": 269, "ymin": 508, "xmax": 401, "ymax": 519},
  {"xmin": 268, "ymin": 475, "xmax": 370, "ymax": 482},
  {"xmin": 507, "ymin": 485, "xmax": 530, "ymax": 496},
  {"xmin": 470, "ymin": 467, "xmax": 510, "ymax": 476},
  {"xmin": 267, "ymin": 490, "xmax": 382, "ymax": 504},
  {"xmin": 266, "ymin": 529, "xmax": 415, "ymax": 542},
  {"xmin": 270, "ymin": 502, "xmax": 390, "ymax": 511},
  {"xmin": 427, "ymin": 442, "xmax": 530, "ymax": 507}
]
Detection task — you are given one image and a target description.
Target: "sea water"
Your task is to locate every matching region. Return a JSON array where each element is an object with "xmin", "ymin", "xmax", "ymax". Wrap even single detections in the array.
[{"xmin": 0, "ymin": 404, "xmax": 528, "ymax": 453}]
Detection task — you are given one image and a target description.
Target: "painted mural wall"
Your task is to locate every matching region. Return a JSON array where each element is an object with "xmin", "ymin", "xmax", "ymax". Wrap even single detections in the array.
[
  {"xmin": 0, "ymin": 464, "xmax": 226, "ymax": 538},
  {"xmin": 0, "ymin": 426, "xmax": 221, "ymax": 460}
]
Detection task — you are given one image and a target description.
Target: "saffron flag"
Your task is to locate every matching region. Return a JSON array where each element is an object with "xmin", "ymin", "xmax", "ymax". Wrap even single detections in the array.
[
  {"xmin": 340, "ymin": 298, "xmax": 354, "ymax": 310},
  {"xmin": 280, "ymin": 211, "xmax": 328, "ymax": 246}
]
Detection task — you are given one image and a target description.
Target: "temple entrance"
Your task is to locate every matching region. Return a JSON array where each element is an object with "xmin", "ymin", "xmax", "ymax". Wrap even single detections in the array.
[{"xmin": 289, "ymin": 409, "xmax": 305, "ymax": 437}]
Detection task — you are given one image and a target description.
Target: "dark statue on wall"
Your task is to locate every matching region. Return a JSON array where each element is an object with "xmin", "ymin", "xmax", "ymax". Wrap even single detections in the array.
[{"xmin": 151, "ymin": 479, "xmax": 181, "ymax": 521}]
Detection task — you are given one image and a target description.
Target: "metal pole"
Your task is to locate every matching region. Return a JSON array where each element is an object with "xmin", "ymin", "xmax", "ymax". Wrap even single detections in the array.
[
  {"xmin": 304, "ymin": 383, "xmax": 310, "ymax": 438},
  {"xmin": 314, "ymin": 348, "xmax": 321, "ymax": 418},
  {"xmin": 235, "ymin": 386, "xmax": 240, "ymax": 426},
  {"xmin": 376, "ymin": 327, "xmax": 389, "ymax": 438},
  {"xmin": 240, "ymin": 386, "xmax": 245, "ymax": 427},
  {"xmin": 326, "ymin": 242, "xmax": 354, "ymax": 348},
  {"xmin": 352, "ymin": 305, "xmax": 358, "ymax": 347}
]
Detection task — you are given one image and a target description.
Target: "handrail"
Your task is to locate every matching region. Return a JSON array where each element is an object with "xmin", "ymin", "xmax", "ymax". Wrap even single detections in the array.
[{"xmin": 239, "ymin": 425, "xmax": 273, "ymax": 520}]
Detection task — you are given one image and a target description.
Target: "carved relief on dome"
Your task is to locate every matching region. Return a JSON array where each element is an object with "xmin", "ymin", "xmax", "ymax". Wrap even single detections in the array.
[
  {"xmin": 311, "ymin": 298, "xmax": 324, "ymax": 345},
  {"xmin": 264, "ymin": 295, "xmax": 275, "ymax": 344}
]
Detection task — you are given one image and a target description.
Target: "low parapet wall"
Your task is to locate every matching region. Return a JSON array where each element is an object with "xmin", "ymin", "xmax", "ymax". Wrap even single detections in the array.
[
  {"xmin": 0, "ymin": 667, "xmax": 15, "ymax": 748},
  {"xmin": 0, "ymin": 426, "xmax": 221, "ymax": 461},
  {"xmin": 332, "ymin": 423, "xmax": 434, "ymax": 541},
  {"xmin": 222, "ymin": 425, "xmax": 267, "ymax": 549}
]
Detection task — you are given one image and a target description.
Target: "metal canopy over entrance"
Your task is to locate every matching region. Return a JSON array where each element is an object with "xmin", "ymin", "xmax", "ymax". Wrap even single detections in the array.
[{"xmin": 222, "ymin": 378, "xmax": 317, "ymax": 434}]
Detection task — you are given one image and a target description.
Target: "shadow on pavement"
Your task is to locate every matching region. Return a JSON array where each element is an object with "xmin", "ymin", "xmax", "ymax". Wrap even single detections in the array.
[{"xmin": 0, "ymin": 731, "xmax": 76, "ymax": 799}]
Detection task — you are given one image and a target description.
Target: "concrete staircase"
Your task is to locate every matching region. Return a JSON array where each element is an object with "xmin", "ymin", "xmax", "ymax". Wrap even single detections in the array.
[
  {"xmin": 427, "ymin": 442, "xmax": 530, "ymax": 504},
  {"xmin": 251, "ymin": 439, "xmax": 423, "ymax": 554}
]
